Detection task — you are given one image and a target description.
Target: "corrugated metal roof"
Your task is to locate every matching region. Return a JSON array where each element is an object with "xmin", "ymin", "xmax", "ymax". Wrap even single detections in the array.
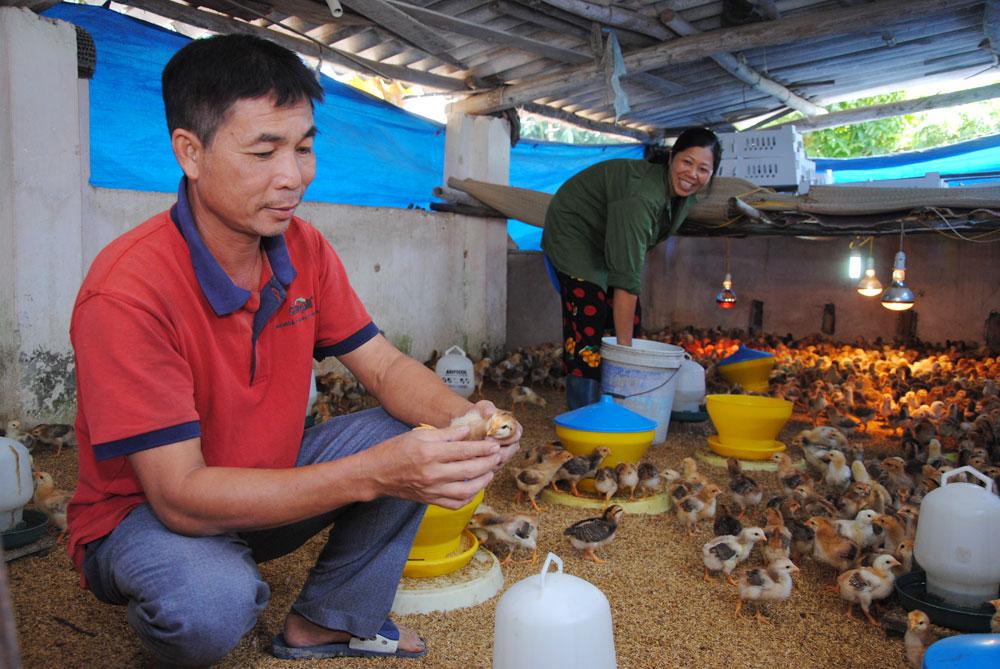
[{"xmin": 22, "ymin": 0, "xmax": 1000, "ymax": 141}]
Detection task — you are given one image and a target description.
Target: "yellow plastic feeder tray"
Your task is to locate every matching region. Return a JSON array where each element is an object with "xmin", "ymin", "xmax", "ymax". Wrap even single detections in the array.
[
  {"xmin": 407, "ymin": 489, "xmax": 485, "ymax": 561},
  {"xmin": 402, "ymin": 529, "xmax": 480, "ymax": 579},
  {"xmin": 717, "ymin": 346, "xmax": 775, "ymax": 392},
  {"xmin": 705, "ymin": 394, "xmax": 792, "ymax": 461}
]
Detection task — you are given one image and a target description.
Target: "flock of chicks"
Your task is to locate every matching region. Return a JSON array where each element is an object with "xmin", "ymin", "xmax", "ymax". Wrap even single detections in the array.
[
  {"xmin": 3, "ymin": 419, "xmax": 76, "ymax": 543},
  {"xmin": 457, "ymin": 329, "xmax": 1000, "ymax": 669}
]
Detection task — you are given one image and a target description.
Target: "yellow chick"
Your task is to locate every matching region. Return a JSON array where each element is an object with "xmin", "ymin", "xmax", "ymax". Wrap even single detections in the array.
[
  {"xmin": 552, "ymin": 447, "xmax": 609, "ymax": 497},
  {"xmin": 904, "ymin": 609, "xmax": 932, "ymax": 668},
  {"xmin": 510, "ymin": 386, "xmax": 547, "ymax": 409},
  {"xmin": 726, "ymin": 458, "xmax": 762, "ymax": 517},
  {"xmin": 514, "ymin": 449, "xmax": 573, "ymax": 513},
  {"xmin": 28, "ymin": 423, "xmax": 76, "ymax": 456},
  {"xmin": 468, "ymin": 509, "xmax": 538, "ymax": 565},
  {"xmin": 702, "ymin": 527, "xmax": 767, "ymax": 585},
  {"xmin": 735, "ymin": 558, "xmax": 799, "ymax": 623},
  {"xmin": 450, "ymin": 408, "xmax": 520, "ymax": 441},
  {"xmin": 614, "ymin": 462, "xmax": 639, "ymax": 501},
  {"xmin": 635, "ymin": 462, "xmax": 661, "ymax": 498},
  {"xmin": 563, "ymin": 505, "xmax": 623, "ymax": 564},
  {"xmin": 990, "ymin": 599, "xmax": 1000, "ymax": 634},
  {"xmin": 32, "ymin": 471, "xmax": 73, "ymax": 542},
  {"xmin": 593, "ymin": 466, "xmax": 618, "ymax": 502},
  {"xmin": 675, "ymin": 484, "xmax": 722, "ymax": 536},
  {"xmin": 836, "ymin": 554, "xmax": 901, "ymax": 625}
]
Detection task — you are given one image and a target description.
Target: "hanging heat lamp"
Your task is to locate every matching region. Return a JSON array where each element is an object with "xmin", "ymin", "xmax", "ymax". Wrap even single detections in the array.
[
  {"xmin": 881, "ymin": 224, "xmax": 915, "ymax": 311},
  {"xmin": 715, "ymin": 239, "xmax": 737, "ymax": 309},
  {"xmin": 856, "ymin": 236, "xmax": 883, "ymax": 297},
  {"xmin": 847, "ymin": 238, "xmax": 863, "ymax": 280}
]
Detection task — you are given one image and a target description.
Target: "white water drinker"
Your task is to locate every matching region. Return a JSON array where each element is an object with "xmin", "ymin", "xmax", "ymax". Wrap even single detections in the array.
[
  {"xmin": 493, "ymin": 553, "xmax": 616, "ymax": 669},
  {"xmin": 914, "ymin": 466, "xmax": 1000, "ymax": 608},
  {"xmin": 672, "ymin": 355, "xmax": 706, "ymax": 413},
  {"xmin": 435, "ymin": 345, "xmax": 475, "ymax": 398},
  {"xmin": 1, "ymin": 436, "xmax": 34, "ymax": 532}
]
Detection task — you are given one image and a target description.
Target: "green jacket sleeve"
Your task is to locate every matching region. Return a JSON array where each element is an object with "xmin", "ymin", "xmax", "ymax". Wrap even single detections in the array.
[{"xmin": 604, "ymin": 196, "xmax": 657, "ymax": 295}]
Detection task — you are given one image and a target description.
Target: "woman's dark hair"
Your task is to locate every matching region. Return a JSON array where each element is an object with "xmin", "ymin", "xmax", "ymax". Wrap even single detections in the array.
[
  {"xmin": 162, "ymin": 34, "xmax": 324, "ymax": 146},
  {"xmin": 646, "ymin": 127, "xmax": 723, "ymax": 190}
]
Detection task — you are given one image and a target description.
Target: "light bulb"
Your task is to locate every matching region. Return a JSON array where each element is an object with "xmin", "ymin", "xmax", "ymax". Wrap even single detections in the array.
[
  {"xmin": 848, "ymin": 248, "xmax": 862, "ymax": 280},
  {"xmin": 856, "ymin": 257, "xmax": 882, "ymax": 297},
  {"xmin": 880, "ymin": 251, "xmax": 914, "ymax": 311},
  {"xmin": 716, "ymin": 273, "xmax": 737, "ymax": 309}
]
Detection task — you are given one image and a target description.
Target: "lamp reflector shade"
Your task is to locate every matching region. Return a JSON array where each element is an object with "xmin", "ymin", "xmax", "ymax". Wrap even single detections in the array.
[
  {"xmin": 856, "ymin": 258, "xmax": 882, "ymax": 297},
  {"xmin": 880, "ymin": 251, "xmax": 914, "ymax": 310}
]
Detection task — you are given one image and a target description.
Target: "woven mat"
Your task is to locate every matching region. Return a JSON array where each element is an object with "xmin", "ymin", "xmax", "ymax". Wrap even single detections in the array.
[
  {"xmin": 445, "ymin": 177, "xmax": 1000, "ymax": 227},
  {"xmin": 446, "ymin": 176, "xmax": 757, "ymax": 227},
  {"xmin": 746, "ymin": 184, "xmax": 1000, "ymax": 215}
]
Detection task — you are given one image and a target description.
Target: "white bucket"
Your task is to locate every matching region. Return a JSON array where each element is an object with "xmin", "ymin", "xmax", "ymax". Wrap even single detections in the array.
[
  {"xmin": 673, "ymin": 355, "xmax": 706, "ymax": 413},
  {"xmin": 600, "ymin": 337, "xmax": 684, "ymax": 444}
]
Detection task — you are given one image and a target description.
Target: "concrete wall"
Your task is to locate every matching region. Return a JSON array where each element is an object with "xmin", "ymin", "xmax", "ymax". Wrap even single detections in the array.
[
  {"xmin": 0, "ymin": 8, "xmax": 83, "ymax": 422},
  {"xmin": 506, "ymin": 235, "xmax": 1000, "ymax": 347},
  {"xmin": 85, "ymin": 189, "xmax": 507, "ymax": 366}
]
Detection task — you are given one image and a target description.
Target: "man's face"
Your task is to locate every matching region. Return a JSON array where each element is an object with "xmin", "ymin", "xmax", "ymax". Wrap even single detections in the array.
[{"xmin": 189, "ymin": 95, "xmax": 316, "ymax": 238}]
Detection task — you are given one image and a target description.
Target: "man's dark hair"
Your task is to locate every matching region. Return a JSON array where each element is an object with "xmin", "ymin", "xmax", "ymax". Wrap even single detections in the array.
[{"xmin": 162, "ymin": 34, "xmax": 324, "ymax": 146}]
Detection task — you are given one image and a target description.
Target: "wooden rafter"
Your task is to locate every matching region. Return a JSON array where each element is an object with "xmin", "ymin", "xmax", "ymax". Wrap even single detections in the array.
[
  {"xmin": 339, "ymin": 0, "xmax": 454, "ymax": 56},
  {"xmin": 116, "ymin": 0, "xmax": 470, "ymax": 91},
  {"xmin": 540, "ymin": 0, "xmax": 826, "ymax": 117},
  {"xmin": 455, "ymin": 0, "xmax": 980, "ymax": 115}
]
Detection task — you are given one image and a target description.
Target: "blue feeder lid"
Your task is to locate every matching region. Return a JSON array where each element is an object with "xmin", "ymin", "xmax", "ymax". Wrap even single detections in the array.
[
  {"xmin": 555, "ymin": 395, "xmax": 657, "ymax": 433},
  {"xmin": 923, "ymin": 634, "xmax": 1000, "ymax": 668},
  {"xmin": 718, "ymin": 345, "xmax": 774, "ymax": 366}
]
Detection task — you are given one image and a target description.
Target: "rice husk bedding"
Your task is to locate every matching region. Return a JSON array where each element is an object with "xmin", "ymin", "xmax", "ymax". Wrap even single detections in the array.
[{"xmin": 8, "ymin": 386, "xmax": 934, "ymax": 669}]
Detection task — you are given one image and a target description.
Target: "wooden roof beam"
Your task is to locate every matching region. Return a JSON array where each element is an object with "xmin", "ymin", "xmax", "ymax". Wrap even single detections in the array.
[
  {"xmin": 772, "ymin": 82, "xmax": 1000, "ymax": 132},
  {"xmin": 538, "ymin": 0, "xmax": 826, "ymax": 117},
  {"xmin": 455, "ymin": 0, "xmax": 978, "ymax": 115},
  {"xmin": 518, "ymin": 102, "xmax": 657, "ymax": 143},
  {"xmin": 117, "ymin": 0, "xmax": 470, "ymax": 91},
  {"xmin": 339, "ymin": 0, "xmax": 453, "ymax": 56}
]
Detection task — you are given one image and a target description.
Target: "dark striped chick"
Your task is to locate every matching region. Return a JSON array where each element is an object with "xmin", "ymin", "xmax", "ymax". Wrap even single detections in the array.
[{"xmin": 564, "ymin": 505, "xmax": 624, "ymax": 564}]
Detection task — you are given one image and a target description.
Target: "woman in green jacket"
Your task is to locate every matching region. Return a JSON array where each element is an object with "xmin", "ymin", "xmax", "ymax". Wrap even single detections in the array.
[{"xmin": 542, "ymin": 127, "xmax": 722, "ymax": 409}]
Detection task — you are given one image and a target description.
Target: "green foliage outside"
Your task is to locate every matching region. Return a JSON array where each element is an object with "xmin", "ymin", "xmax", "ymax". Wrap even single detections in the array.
[
  {"xmin": 777, "ymin": 92, "xmax": 1000, "ymax": 158},
  {"xmin": 516, "ymin": 91, "xmax": 1000, "ymax": 154},
  {"xmin": 518, "ymin": 112, "xmax": 633, "ymax": 145}
]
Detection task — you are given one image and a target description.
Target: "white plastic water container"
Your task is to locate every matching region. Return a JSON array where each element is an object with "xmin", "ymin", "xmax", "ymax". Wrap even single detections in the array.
[
  {"xmin": 435, "ymin": 345, "xmax": 475, "ymax": 398},
  {"xmin": 914, "ymin": 466, "xmax": 1000, "ymax": 608},
  {"xmin": 1, "ymin": 436, "xmax": 34, "ymax": 531},
  {"xmin": 672, "ymin": 355, "xmax": 706, "ymax": 413},
  {"xmin": 493, "ymin": 553, "xmax": 616, "ymax": 669},
  {"xmin": 600, "ymin": 337, "xmax": 685, "ymax": 444}
]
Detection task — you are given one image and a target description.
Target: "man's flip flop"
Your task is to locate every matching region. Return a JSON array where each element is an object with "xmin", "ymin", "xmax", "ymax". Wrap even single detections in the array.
[{"xmin": 271, "ymin": 619, "xmax": 428, "ymax": 660}]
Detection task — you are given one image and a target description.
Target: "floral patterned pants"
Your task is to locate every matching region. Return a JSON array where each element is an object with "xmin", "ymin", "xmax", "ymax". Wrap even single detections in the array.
[{"xmin": 557, "ymin": 272, "xmax": 641, "ymax": 382}]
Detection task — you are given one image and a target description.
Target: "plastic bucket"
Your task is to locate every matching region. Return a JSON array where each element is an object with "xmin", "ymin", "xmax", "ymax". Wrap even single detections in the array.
[{"xmin": 600, "ymin": 337, "xmax": 684, "ymax": 444}]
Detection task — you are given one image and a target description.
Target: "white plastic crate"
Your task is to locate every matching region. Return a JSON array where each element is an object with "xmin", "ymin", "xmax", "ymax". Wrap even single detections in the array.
[
  {"xmin": 718, "ymin": 156, "xmax": 816, "ymax": 189},
  {"xmin": 717, "ymin": 126, "xmax": 804, "ymax": 159}
]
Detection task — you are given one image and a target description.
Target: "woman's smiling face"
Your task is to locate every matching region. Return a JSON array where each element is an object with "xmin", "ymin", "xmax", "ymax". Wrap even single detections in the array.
[{"xmin": 669, "ymin": 145, "xmax": 715, "ymax": 197}]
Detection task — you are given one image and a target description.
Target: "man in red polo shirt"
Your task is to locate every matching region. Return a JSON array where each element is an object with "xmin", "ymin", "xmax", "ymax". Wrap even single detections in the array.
[{"xmin": 68, "ymin": 34, "xmax": 519, "ymax": 666}]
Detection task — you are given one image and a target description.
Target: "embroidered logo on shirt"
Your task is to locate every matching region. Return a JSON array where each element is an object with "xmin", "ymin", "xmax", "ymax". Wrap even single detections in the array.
[{"xmin": 277, "ymin": 296, "xmax": 316, "ymax": 328}]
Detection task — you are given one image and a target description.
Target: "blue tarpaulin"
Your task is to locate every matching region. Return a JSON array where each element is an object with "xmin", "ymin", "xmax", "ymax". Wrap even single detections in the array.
[
  {"xmin": 815, "ymin": 133, "xmax": 1000, "ymax": 185},
  {"xmin": 41, "ymin": 4, "xmax": 1000, "ymax": 252}
]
